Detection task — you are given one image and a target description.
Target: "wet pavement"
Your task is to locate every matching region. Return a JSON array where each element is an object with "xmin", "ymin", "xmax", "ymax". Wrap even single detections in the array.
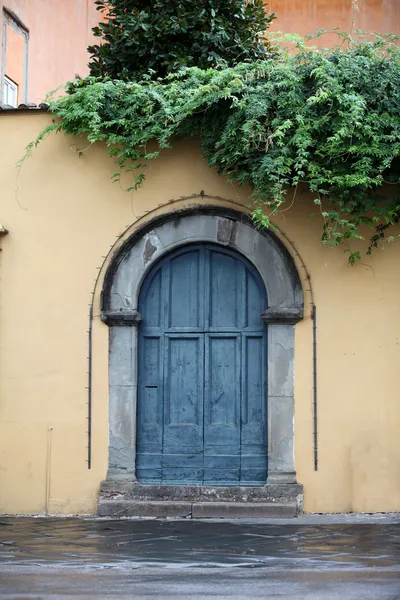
[{"xmin": 0, "ymin": 516, "xmax": 399, "ymax": 598}]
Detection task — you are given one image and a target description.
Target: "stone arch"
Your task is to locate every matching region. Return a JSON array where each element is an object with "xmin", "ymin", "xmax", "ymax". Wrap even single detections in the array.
[{"xmin": 101, "ymin": 206, "xmax": 304, "ymax": 490}]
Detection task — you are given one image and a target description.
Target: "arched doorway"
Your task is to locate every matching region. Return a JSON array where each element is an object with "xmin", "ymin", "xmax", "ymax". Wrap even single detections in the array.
[
  {"xmin": 137, "ymin": 243, "xmax": 267, "ymax": 485},
  {"xmin": 100, "ymin": 208, "xmax": 304, "ymax": 515}
]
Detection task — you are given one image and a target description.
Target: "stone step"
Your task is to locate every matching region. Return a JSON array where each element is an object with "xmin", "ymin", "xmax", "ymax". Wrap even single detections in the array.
[
  {"xmin": 98, "ymin": 499, "xmax": 298, "ymax": 518},
  {"xmin": 99, "ymin": 482, "xmax": 303, "ymax": 504}
]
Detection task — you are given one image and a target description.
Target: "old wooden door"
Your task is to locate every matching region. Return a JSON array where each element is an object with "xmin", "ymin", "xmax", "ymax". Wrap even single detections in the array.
[{"xmin": 137, "ymin": 244, "xmax": 267, "ymax": 485}]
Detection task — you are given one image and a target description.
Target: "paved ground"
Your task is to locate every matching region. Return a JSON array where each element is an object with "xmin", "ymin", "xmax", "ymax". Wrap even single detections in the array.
[{"xmin": 0, "ymin": 515, "xmax": 399, "ymax": 599}]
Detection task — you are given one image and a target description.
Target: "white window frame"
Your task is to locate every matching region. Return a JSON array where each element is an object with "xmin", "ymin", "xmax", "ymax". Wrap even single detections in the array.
[{"xmin": 3, "ymin": 75, "xmax": 18, "ymax": 107}]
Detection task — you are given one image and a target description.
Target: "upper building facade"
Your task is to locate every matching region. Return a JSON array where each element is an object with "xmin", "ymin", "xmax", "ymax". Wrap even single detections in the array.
[
  {"xmin": 0, "ymin": 0, "xmax": 98, "ymax": 106},
  {"xmin": 1, "ymin": 0, "xmax": 399, "ymax": 106}
]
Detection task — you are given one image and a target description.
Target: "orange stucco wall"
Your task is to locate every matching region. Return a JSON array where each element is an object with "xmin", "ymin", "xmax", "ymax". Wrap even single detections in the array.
[
  {"xmin": 1, "ymin": 0, "xmax": 99, "ymax": 103},
  {"xmin": 269, "ymin": 0, "xmax": 400, "ymax": 40}
]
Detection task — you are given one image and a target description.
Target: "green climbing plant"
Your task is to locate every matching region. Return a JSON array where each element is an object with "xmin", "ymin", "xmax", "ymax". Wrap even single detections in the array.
[{"xmin": 23, "ymin": 32, "xmax": 400, "ymax": 263}]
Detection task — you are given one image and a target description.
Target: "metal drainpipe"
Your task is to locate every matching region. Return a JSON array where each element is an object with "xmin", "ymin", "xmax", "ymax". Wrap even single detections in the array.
[
  {"xmin": 312, "ymin": 304, "xmax": 318, "ymax": 471},
  {"xmin": 87, "ymin": 305, "xmax": 93, "ymax": 469}
]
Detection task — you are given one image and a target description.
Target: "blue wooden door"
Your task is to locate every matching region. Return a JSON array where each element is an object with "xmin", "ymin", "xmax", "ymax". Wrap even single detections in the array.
[{"xmin": 137, "ymin": 244, "xmax": 267, "ymax": 485}]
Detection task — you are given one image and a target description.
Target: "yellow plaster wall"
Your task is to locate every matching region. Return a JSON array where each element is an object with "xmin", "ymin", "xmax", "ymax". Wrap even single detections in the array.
[{"xmin": 0, "ymin": 112, "xmax": 399, "ymax": 514}]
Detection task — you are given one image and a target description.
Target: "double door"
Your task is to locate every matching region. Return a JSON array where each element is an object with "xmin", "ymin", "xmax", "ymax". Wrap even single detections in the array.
[{"xmin": 137, "ymin": 243, "xmax": 267, "ymax": 485}]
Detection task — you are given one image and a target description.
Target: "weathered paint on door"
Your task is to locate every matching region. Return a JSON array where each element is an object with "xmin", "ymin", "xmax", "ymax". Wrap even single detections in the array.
[{"xmin": 137, "ymin": 244, "xmax": 267, "ymax": 485}]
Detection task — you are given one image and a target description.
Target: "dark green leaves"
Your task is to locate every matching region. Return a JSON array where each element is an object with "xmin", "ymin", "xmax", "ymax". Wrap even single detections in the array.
[
  {"xmin": 87, "ymin": 0, "xmax": 275, "ymax": 80},
  {"xmin": 37, "ymin": 34, "xmax": 400, "ymax": 262}
]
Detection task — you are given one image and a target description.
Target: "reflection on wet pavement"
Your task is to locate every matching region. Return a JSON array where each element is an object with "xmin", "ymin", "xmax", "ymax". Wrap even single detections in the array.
[{"xmin": 0, "ymin": 518, "xmax": 399, "ymax": 570}]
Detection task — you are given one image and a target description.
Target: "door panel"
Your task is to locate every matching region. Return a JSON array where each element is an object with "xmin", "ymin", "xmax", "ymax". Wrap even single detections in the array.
[
  {"xmin": 246, "ymin": 270, "xmax": 266, "ymax": 328},
  {"xmin": 163, "ymin": 334, "xmax": 204, "ymax": 483},
  {"xmin": 204, "ymin": 334, "xmax": 241, "ymax": 484},
  {"xmin": 143, "ymin": 270, "xmax": 162, "ymax": 329},
  {"xmin": 205, "ymin": 336, "xmax": 240, "ymax": 427},
  {"xmin": 168, "ymin": 250, "xmax": 203, "ymax": 330},
  {"xmin": 241, "ymin": 334, "xmax": 268, "ymax": 484},
  {"xmin": 136, "ymin": 335, "xmax": 164, "ymax": 483},
  {"xmin": 137, "ymin": 243, "xmax": 268, "ymax": 485},
  {"xmin": 164, "ymin": 336, "xmax": 203, "ymax": 428},
  {"xmin": 207, "ymin": 250, "xmax": 239, "ymax": 329}
]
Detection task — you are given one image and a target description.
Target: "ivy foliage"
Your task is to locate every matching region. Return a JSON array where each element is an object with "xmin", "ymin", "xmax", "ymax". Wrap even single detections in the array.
[
  {"xmin": 88, "ymin": 0, "xmax": 275, "ymax": 80},
  {"xmin": 28, "ymin": 34, "xmax": 400, "ymax": 262}
]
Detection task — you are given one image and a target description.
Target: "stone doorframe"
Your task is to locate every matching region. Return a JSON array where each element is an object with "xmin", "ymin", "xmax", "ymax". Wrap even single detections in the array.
[{"xmin": 101, "ymin": 207, "xmax": 304, "ymax": 486}]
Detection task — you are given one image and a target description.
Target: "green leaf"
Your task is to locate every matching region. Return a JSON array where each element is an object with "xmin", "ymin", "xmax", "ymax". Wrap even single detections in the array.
[{"xmin": 24, "ymin": 29, "xmax": 400, "ymax": 262}]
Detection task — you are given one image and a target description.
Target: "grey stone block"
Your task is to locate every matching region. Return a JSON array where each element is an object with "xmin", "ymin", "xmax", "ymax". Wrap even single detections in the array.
[
  {"xmin": 98, "ymin": 500, "xmax": 192, "ymax": 517},
  {"xmin": 98, "ymin": 498, "xmax": 298, "ymax": 518},
  {"xmin": 99, "ymin": 481, "xmax": 303, "ymax": 504},
  {"xmin": 191, "ymin": 502, "xmax": 297, "ymax": 518}
]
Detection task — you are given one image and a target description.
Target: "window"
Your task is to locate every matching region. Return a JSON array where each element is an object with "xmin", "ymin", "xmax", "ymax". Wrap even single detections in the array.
[
  {"xmin": 3, "ymin": 76, "xmax": 18, "ymax": 107},
  {"xmin": 1, "ymin": 10, "xmax": 29, "ymax": 104}
]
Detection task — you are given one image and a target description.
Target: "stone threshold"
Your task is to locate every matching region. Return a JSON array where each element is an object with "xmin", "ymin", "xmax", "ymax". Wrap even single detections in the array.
[
  {"xmin": 98, "ymin": 499, "xmax": 298, "ymax": 518},
  {"xmin": 98, "ymin": 482, "xmax": 303, "ymax": 518}
]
